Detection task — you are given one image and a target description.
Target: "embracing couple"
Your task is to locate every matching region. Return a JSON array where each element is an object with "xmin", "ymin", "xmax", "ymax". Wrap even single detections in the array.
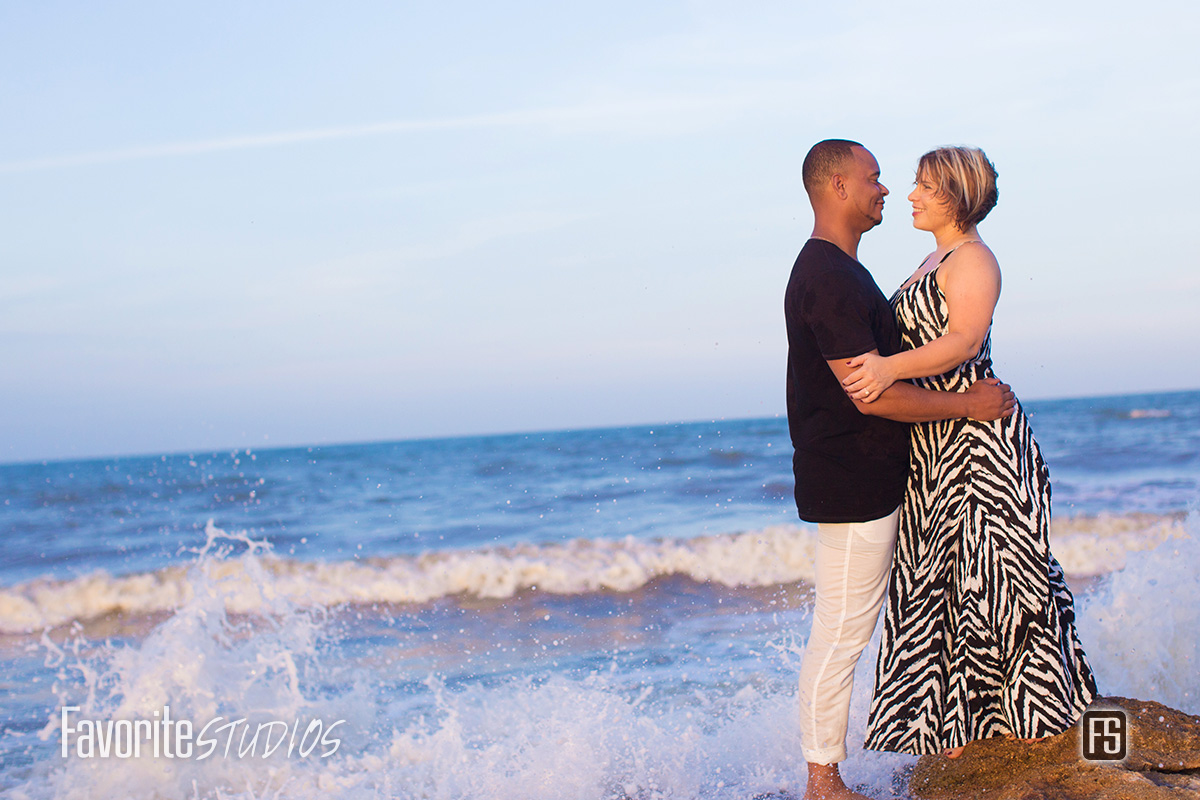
[{"xmin": 783, "ymin": 140, "xmax": 1098, "ymax": 800}]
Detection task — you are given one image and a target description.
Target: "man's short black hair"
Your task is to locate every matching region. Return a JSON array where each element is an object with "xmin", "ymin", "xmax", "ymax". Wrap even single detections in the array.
[{"xmin": 802, "ymin": 139, "xmax": 863, "ymax": 196}]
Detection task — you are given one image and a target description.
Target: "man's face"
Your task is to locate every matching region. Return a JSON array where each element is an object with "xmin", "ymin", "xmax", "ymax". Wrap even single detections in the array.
[{"xmin": 844, "ymin": 146, "xmax": 889, "ymax": 230}]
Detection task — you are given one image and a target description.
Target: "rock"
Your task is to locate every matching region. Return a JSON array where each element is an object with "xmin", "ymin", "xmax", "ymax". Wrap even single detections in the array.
[{"xmin": 907, "ymin": 697, "xmax": 1200, "ymax": 799}]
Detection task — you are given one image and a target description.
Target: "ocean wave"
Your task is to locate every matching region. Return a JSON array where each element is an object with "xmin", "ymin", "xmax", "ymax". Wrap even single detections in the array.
[
  {"xmin": 0, "ymin": 514, "xmax": 1187, "ymax": 635},
  {"xmin": 1048, "ymin": 511, "xmax": 1187, "ymax": 576},
  {"xmin": 0, "ymin": 524, "xmax": 820, "ymax": 635}
]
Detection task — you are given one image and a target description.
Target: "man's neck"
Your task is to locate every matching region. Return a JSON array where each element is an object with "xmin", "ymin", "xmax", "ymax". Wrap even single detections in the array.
[{"xmin": 809, "ymin": 224, "xmax": 862, "ymax": 261}]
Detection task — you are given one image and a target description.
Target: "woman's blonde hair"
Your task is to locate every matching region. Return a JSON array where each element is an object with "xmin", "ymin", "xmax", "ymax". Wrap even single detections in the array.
[{"xmin": 917, "ymin": 146, "xmax": 998, "ymax": 230}]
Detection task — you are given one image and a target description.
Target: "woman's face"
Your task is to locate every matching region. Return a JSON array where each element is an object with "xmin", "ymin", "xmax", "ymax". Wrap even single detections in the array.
[{"xmin": 907, "ymin": 171, "xmax": 955, "ymax": 233}]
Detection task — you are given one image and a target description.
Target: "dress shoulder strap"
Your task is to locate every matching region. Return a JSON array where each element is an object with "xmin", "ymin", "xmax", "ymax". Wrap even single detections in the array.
[{"xmin": 937, "ymin": 240, "xmax": 982, "ymax": 265}]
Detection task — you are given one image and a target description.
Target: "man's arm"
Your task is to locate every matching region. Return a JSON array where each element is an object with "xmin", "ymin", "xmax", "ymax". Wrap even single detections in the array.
[{"xmin": 826, "ymin": 351, "xmax": 1014, "ymax": 423}]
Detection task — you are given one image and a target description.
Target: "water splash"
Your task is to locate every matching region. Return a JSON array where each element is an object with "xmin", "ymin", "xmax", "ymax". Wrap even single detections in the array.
[
  {"xmin": 11, "ymin": 523, "xmax": 368, "ymax": 800},
  {"xmin": 1076, "ymin": 512, "xmax": 1200, "ymax": 714}
]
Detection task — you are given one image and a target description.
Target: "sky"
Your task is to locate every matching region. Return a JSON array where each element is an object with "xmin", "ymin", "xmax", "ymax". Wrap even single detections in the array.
[{"xmin": 3, "ymin": 1, "xmax": 1198, "ymax": 464}]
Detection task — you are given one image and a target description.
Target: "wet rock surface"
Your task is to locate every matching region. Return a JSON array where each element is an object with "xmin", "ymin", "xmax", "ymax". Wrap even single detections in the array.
[{"xmin": 907, "ymin": 697, "xmax": 1200, "ymax": 799}]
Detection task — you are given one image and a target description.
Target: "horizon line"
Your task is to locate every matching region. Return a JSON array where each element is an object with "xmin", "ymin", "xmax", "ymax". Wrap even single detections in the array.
[{"xmin": 3, "ymin": 385, "xmax": 1196, "ymax": 468}]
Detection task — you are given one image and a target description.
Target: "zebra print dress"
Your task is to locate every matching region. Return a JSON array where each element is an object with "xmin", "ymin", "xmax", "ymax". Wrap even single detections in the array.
[{"xmin": 863, "ymin": 259, "xmax": 1097, "ymax": 755}]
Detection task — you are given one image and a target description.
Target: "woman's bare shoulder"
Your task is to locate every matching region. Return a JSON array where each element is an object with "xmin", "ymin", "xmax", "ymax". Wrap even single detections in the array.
[
  {"xmin": 943, "ymin": 241, "xmax": 1000, "ymax": 275},
  {"xmin": 937, "ymin": 241, "xmax": 1002, "ymax": 299}
]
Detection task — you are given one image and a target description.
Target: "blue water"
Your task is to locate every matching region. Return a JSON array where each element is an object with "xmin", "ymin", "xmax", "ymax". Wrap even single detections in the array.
[
  {"xmin": 0, "ymin": 389, "xmax": 1197, "ymax": 799},
  {"xmin": 2, "ymin": 418, "xmax": 799, "ymax": 588},
  {"xmin": 6, "ymin": 391, "xmax": 1197, "ymax": 588}
]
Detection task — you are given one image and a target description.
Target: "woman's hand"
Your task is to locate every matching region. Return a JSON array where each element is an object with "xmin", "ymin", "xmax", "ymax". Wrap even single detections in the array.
[{"xmin": 842, "ymin": 353, "xmax": 897, "ymax": 403}]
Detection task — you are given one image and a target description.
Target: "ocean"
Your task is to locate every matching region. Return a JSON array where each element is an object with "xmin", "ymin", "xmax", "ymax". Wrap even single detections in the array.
[{"xmin": 1, "ymin": 389, "xmax": 1197, "ymax": 799}]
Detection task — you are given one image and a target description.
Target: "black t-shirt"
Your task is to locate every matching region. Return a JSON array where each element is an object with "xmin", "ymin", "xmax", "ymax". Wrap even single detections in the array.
[{"xmin": 784, "ymin": 239, "xmax": 910, "ymax": 523}]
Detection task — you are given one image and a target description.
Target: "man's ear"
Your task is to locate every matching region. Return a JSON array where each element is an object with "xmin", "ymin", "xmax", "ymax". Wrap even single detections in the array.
[{"xmin": 829, "ymin": 173, "xmax": 848, "ymax": 199}]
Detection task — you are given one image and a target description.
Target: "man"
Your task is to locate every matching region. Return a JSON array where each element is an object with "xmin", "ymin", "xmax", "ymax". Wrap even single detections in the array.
[{"xmin": 785, "ymin": 139, "xmax": 1014, "ymax": 800}]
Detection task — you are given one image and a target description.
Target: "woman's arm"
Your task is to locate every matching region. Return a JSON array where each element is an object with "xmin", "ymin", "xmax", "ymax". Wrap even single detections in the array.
[
  {"xmin": 827, "ymin": 353, "xmax": 1014, "ymax": 421},
  {"xmin": 843, "ymin": 244, "xmax": 1002, "ymax": 402}
]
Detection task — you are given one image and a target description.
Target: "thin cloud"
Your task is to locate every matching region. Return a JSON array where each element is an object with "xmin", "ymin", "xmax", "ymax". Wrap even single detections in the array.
[
  {"xmin": 0, "ymin": 110, "xmax": 550, "ymax": 173},
  {"xmin": 0, "ymin": 95, "xmax": 752, "ymax": 174}
]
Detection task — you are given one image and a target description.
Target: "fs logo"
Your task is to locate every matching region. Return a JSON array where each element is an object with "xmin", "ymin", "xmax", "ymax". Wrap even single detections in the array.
[{"xmin": 1081, "ymin": 709, "xmax": 1127, "ymax": 761}]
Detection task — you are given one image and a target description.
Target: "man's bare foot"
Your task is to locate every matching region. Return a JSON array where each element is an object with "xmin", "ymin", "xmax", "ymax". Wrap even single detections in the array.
[{"xmin": 803, "ymin": 763, "xmax": 872, "ymax": 800}]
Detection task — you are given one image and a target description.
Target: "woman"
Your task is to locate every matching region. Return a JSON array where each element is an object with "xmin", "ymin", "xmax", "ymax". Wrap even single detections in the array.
[{"xmin": 844, "ymin": 146, "xmax": 1097, "ymax": 756}]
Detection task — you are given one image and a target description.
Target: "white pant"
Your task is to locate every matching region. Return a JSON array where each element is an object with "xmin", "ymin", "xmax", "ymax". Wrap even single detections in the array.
[{"xmin": 797, "ymin": 507, "xmax": 899, "ymax": 764}]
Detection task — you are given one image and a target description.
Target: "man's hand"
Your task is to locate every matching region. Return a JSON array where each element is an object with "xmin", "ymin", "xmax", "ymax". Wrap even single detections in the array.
[
  {"xmin": 964, "ymin": 378, "xmax": 1015, "ymax": 421},
  {"xmin": 827, "ymin": 352, "xmax": 1016, "ymax": 423}
]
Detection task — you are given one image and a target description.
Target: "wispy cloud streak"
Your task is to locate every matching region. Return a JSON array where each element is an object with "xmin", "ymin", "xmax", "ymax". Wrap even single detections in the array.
[{"xmin": 0, "ymin": 96, "xmax": 746, "ymax": 174}]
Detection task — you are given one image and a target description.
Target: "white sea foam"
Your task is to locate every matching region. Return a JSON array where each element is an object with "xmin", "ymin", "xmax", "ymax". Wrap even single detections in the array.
[
  {"xmin": 9, "ymin": 526, "xmax": 372, "ymax": 800},
  {"xmin": 0, "ymin": 522, "xmax": 822, "ymax": 635},
  {"xmin": 0, "ymin": 514, "xmax": 1186, "ymax": 635},
  {"xmin": 1127, "ymin": 408, "xmax": 1171, "ymax": 418},
  {"xmin": 318, "ymin": 671, "xmax": 915, "ymax": 800},
  {"xmin": 1076, "ymin": 512, "xmax": 1200, "ymax": 715},
  {"xmin": 1048, "ymin": 512, "xmax": 1188, "ymax": 577},
  {"xmin": 17, "ymin": 661, "xmax": 899, "ymax": 800},
  {"xmin": 0, "ymin": 524, "xmax": 823, "ymax": 800},
  {"xmin": 7, "ymin": 520, "xmax": 900, "ymax": 800},
  {"xmin": 8, "ymin": 518, "xmax": 1197, "ymax": 800}
]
